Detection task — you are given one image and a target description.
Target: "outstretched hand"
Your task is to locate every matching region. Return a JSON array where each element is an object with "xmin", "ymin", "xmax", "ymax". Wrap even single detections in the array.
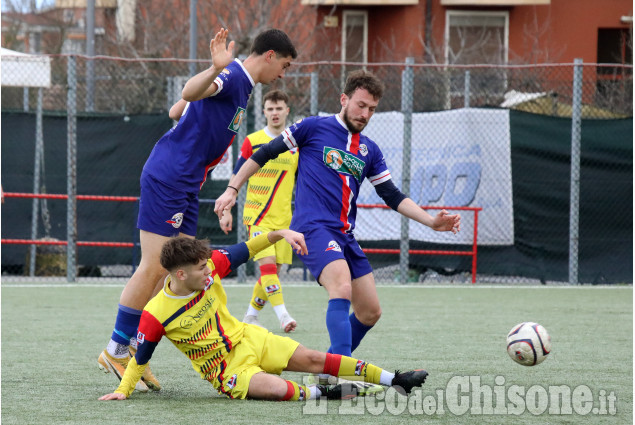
[
  {"xmin": 280, "ymin": 230, "xmax": 308, "ymax": 255},
  {"xmin": 432, "ymin": 209, "xmax": 461, "ymax": 234},
  {"xmin": 219, "ymin": 209, "xmax": 233, "ymax": 235},
  {"xmin": 99, "ymin": 393, "xmax": 127, "ymax": 401},
  {"xmin": 210, "ymin": 28, "xmax": 235, "ymax": 72},
  {"xmin": 214, "ymin": 189, "xmax": 237, "ymax": 220}
]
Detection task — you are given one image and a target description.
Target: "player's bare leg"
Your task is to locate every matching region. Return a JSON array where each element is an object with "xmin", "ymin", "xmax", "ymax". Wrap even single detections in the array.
[
  {"xmin": 318, "ymin": 260, "xmax": 353, "ymax": 357},
  {"xmin": 244, "ymin": 256, "xmax": 296, "ymax": 332},
  {"xmin": 100, "ymin": 230, "xmax": 177, "ymax": 391},
  {"xmin": 349, "ymin": 272, "xmax": 381, "ymax": 352}
]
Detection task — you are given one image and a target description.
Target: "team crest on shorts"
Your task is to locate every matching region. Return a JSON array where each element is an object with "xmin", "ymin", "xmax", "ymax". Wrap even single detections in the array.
[
  {"xmin": 136, "ymin": 331, "xmax": 145, "ymax": 345},
  {"xmin": 227, "ymin": 374, "xmax": 237, "ymax": 390},
  {"xmin": 166, "ymin": 212, "xmax": 184, "ymax": 228},
  {"xmin": 325, "ymin": 241, "xmax": 342, "ymax": 252}
]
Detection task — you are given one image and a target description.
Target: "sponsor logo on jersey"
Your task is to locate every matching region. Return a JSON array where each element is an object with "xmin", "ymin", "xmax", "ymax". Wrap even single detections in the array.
[
  {"xmin": 228, "ymin": 107, "xmax": 246, "ymax": 132},
  {"xmin": 180, "ymin": 296, "xmax": 214, "ymax": 329},
  {"xmin": 265, "ymin": 284, "xmax": 280, "ymax": 294},
  {"xmin": 227, "ymin": 374, "xmax": 237, "ymax": 389},
  {"xmin": 136, "ymin": 331, "xmax": 145, "ymax": 345},
  {"xmin": 166, "ymin": 212, "xmax": 184, "ymax": 228},
  {"xmin": 254, "ymin": 297, "xmax": 266, "ymax": 307},
  {"xmin": 204, "ymin": 275, "xmax": 213, "ymax": 290},
  {"xmin": 323, "ymin": 147, "xmax": 365, "ymax": 182},
  {"xmin": 325, "ymin": 241, "xmax": 342, "ymax": 252},
  {"xmin": 359, "ymin": 144, "xmax": 368, "ymax": 156},
  {"xmin": 355, "ymin": 360, "xmax": 366, "ymax": 376},
  {"xmin": 222, "ymin": 68, "xmax": 230, "ymax": 75}
]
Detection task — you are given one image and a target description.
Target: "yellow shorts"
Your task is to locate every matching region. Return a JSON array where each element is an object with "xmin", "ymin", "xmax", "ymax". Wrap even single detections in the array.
[
  {"xmin": 248, "ymin": 225, "xmax": 293, "ymax": 264},
  {"xmin": 213, "ymin": 324, "xmax": 300, "ymax": 399}
]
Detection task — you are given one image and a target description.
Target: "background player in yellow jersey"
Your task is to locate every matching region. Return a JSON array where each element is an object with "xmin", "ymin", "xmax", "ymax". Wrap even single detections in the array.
[
  {"xmin": 220, "ymin": 90, "xmax": 298, "ymax": 333},
  {"xmin": 99, "ymin": 235, "xmax": 428, "ymax": 401}
]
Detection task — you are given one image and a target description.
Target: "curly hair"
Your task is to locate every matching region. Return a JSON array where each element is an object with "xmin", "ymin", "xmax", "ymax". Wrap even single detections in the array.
[{"xmin": 160, "ymin": 237, "xmax": 211, "ymax": 271}]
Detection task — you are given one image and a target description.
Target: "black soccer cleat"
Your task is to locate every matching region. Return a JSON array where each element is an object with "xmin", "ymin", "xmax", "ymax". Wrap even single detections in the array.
[
  {"xmin": 317, "ymin": 383, "xmax": 360, "ymax": 400},
  {"xmin": 391, "ymin": 369, "xmax": 428, "ymax": 395}
]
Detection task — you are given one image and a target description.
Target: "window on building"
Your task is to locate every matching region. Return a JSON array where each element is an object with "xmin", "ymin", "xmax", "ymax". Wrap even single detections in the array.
[
  {"xmin": 341, "ymin": 10, "xmax": 368, "ymax": 90},
  {"xmin": 445, "ymin": 11, "xmax": 508, "ymax": 64},
  {"xmin": 597, "ymin": 28, "xmax": 633, "ymax": 73},
  {"xmin": 445, "ymin": 11, "xmax": 509, "ymax": 107},
  {"xmin": 342, "ymin": 10, "xmax": 368, "ymax": 64}
]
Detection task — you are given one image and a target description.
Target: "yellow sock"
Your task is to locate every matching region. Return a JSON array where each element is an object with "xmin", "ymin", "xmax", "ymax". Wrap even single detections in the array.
[
  {"xmin": 282, "ymin": 380, "xmax": 309, "ymax": 401},
  {"xmin": 249, "ymin": 278, "xmax": 268, "ymax": 311},
  {"xmin": 260, "ymin": 264, "xmax": 284, "ymax": 307},
  {"xmin": 324, "ymin": 353, "xmax": 383, "ymax": 384}
]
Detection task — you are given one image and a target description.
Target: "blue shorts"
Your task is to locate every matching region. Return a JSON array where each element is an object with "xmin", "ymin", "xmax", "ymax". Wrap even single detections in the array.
[
  {"xmin": 298, "ymin": 227, "xmax": 373, "ymax": 283},
  {"xmin": 137, "ymin": 172, "xmax": 199, "ymax": 237}
]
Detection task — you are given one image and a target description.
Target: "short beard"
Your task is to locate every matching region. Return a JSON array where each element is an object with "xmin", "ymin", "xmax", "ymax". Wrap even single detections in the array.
[{"xmin": 342, "ymin": 107, "xmax": 366, "ymax": 133}]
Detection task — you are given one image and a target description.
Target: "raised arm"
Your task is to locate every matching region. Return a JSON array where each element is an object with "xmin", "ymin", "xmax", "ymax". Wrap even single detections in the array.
[{"xmin": 181, "ymin": 28, "xmax": 235, "ymax": 102}]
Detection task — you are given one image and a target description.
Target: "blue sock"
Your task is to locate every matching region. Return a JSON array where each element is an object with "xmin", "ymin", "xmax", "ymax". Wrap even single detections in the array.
[
  {"xmin": 110, "ymin": 304, "xmax": 142, "ymax": 346},
  {"xmin": 350, "ymin": 313, "xmax": 374, "ymax": 353},
  {"xmin": 325, "ymin": 298, "xmax": 352, "ymax": 357}
]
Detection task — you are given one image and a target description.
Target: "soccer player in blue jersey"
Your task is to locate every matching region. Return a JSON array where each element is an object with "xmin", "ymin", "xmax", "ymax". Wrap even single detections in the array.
[
  {"xmin": 99, "ymin": 235, "xmax": 428, "ymax": 401},
  {"xmin": 98, "ymin": 28, "xmax": 298, "ymax": 392},
  {"xmin": 214, "ymin": 70, "xmax": 461, "ymax": 367}
]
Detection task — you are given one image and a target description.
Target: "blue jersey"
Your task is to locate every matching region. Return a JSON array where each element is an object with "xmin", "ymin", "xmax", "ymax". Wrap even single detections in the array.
[
  {"xmin": 281, "ymin": 115, "xmax": 391, "ymax": 233},
  {"xmin": 143, "ymin": 59, "xmax": 254, "ymax": 192}
]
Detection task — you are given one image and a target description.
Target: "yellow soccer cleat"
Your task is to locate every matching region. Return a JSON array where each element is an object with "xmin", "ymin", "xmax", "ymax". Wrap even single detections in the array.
[
  {"xmin": 129, "ymin": 347, "xmax": 162, "ymax": 391},
  {"xmin": 98, "ymin": 350, "xmax": 149, "ymax": 392}
]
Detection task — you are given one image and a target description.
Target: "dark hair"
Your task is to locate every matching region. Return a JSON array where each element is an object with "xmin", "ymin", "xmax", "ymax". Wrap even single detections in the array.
[
  {"xmin": 160, "ymin": 238, "xmax": 211, "ymax": 271},
  {"xmin": 251, "ymin": 29, "xmax": 297, "ymax": 59},
  {"xmin": 263, "ymin": 89, "xmax": 289, "ymax": 106},
  {"xmin": 343, "ymin": 69, "xmax": 385, "ymax": 100}
]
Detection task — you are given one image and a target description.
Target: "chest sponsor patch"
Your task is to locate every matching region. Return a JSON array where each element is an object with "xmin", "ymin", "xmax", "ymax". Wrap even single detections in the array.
[
  {"xmin": 228, "ymin": 107, "xmax": 246, "ymax": 132},
  {"xmin": 323, "ymin": 147, "xmax": 365, "ymax": 182}
]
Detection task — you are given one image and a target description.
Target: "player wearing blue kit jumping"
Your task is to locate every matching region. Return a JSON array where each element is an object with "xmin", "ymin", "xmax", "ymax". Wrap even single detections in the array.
[
  {"xmin": 98, "ymin": 28, "xmax": 298, "ymax": 392},
  {"xmin": 215, "ymin": 70, "xmax": 461, "ymax": 366}
]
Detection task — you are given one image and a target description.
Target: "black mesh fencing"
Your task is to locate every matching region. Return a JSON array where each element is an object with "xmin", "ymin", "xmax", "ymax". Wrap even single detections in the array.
[{"xmin": 1, "ymin": 54, "xmax": 632, "ymax": 284}]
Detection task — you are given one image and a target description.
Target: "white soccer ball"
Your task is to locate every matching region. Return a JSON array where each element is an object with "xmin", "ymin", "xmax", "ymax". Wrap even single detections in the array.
[{"xmin": 506, "ymin": 322, "xmax": 551, "ymax": 366}]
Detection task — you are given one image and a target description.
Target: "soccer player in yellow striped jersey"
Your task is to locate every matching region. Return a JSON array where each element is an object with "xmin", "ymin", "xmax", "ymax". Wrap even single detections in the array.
[
  {"xmin": 220, "ymin": 90, "xmax": 299, "ymax": 333},
  {"xmin": 99, "ymin": 234, "xmax": 429, "ymax": 401}
]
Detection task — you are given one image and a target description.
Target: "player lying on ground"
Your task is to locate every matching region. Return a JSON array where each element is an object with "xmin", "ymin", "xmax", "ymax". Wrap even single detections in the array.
[{"xmin": 99, "ymin": 233, "xmax": 427, "ymax": 401}]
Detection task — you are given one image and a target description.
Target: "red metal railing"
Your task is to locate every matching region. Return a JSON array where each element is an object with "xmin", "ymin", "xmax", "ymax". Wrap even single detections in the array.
[
  {"xmin": 357, "ymin": 204, "xmax": 482, "ymax": 283},
  {"xmin": 2, "ymin": 193, "xmax": 482, "ymax": 283}
]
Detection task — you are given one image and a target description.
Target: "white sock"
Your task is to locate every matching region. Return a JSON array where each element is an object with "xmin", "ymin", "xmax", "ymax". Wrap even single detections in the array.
[
  {"xmin": 246, "ymin": 305, "xmax": 260, "ymax": 317},
  {"xmin": 273, "ymin": 304, "xmax": 289, "ymax": 320},
  {"xmin": 129, "ymin": 337, "xmax": 138, "ymax": 350},
  {"xmin": 379, "ymin": 370, "xmax": 395, "ymax": 386},
  {"xmin": 309, "ymin": 385, "xmax": 320, "ymax": 399},
  {"xmin": 107, "ymin": 339, "xmax": 129, "ymax": 359}
]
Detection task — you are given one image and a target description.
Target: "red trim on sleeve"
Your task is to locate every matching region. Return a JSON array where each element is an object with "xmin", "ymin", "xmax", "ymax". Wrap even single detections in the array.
[
  {"xmin": 138, "ymin": 310, "xmax": 166, "ymax": 343},
  {"xmin": 211, "ymin": 250, "xmax": 232, "ymax": 278},
  {"xmin": 240, "ymin": 136, "xmax": 253, "ymax": 160}
]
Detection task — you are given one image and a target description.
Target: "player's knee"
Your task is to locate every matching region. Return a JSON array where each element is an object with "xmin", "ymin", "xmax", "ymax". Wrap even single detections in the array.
[
  {"xmin": 327, "ymin": 281, "xmax": 352, "ymax": 299},
  {"xmin": 358, "ymin": 306, "xmax": 382, "ymax": 325}
]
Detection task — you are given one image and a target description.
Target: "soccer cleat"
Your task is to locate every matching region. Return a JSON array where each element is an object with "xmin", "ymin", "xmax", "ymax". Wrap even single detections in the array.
[
  {"xmin": 129, "ymin": 347, "xmax": 162, "ymax": 391},
  {"xmin": 279, "ymin": 313, "xmax": 297, "ymax": 333},
  {"xmin": 391, "ymin": 369, "xmax": 428, "ymax": 395},
  {"xmin": 243, "ymin": 314, "xmax": 266, "ymax": 329},
  {"xmin": 98, "ymin": 350, "xmax": 149, "ymax": 392},
  {"xmin": 316, "ymin": 383, "xmax": 358, "ymax": 400}
]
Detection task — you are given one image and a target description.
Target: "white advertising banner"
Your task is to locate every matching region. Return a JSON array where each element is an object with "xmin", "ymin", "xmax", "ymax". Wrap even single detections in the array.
[{"xmin": 355, "ymin": 108, "xmax": 514, "ymax": 245}]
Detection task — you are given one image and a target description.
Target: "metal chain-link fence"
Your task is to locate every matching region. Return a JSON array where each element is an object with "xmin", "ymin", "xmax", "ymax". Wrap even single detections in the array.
[{"xmin": 1, "ymin": 54, "xmax": 632, "ymax": 284}]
